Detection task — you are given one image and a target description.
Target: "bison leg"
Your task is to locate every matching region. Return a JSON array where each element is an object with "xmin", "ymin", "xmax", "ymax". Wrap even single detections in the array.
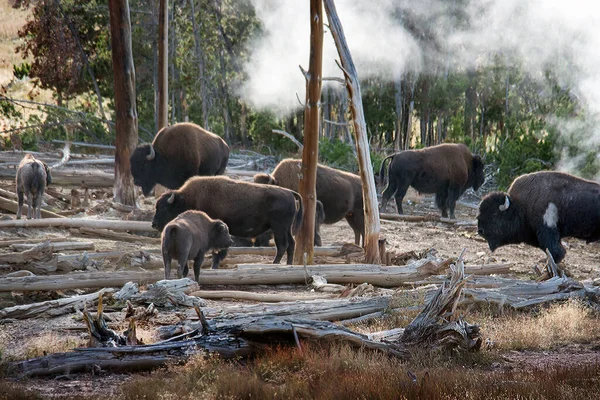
[
  {"xmin": 380, "ymin": 178, "xmax": 398, "ymax": 212},
  {"xmin": 314, "ymin": 228, "xmax": 322, "ymax": 247},
  {"xmin": 285, "ymin": 230, "xmax": 296, "ymax": 265},
  {"xmin": 435, "ymin": 189, "xmax": 449, "ymax": 218},
  {"xmin": 271, "ymin": 228, "xmax": 290, "ymax": 264},
  {"xmin": 16, "ymin": 190, "xmax": 24, "ymax": 220},
  {"xmin": 162, "ymin": 249, "xmax": 172, "ymax": 280},
  {"xmin": 193, "ymin": 253, "xmax": 205, "ymax": 283},
  {"xmin": 446, "ymin": 184, "xmax": 462, "ymax": 219},
  {"xmin": 393, "ymin": 180, "xmax": 411, "ymax": 215},
  {"xmin": 346, "ymin": 212, "xmax": 365, "ymax": 247},
  {"xmin": 537, "ymin": 228, "xmax": 566, "ymax": 263},
  {"xmin": 26, "ymin": 192, "xmax": 33, "ymax": 219},
  {"xmin": 211, "ymin": 248, "xmax": 228, "ymax": 269},
  {"xmin": 33, "ymin": 192, "xmax": 43, "ymax": 219}
]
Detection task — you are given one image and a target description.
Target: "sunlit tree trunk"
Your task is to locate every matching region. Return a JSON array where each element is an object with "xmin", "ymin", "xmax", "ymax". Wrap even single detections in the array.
[
  {"xmin": 293, "ymin": 0, "xmax": 323, "ymax": 265},
  {"xmin": 157, "ymin": 0, "xmax": 168, "ymax": 130},
  {"xmin": 108, "ymin": 0, "xmax": 138, "ymax": 206},
  {"xmin": 190, "ymin": 0, "xmax": 210, "ymax": 130}
]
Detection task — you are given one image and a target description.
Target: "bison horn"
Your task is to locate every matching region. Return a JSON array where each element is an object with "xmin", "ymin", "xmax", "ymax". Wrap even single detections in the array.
[
  {"xmin": 499, "ymin": 195, "xmax": 510, "ymax": 211},
  {"xmin": 167, "ymin": 192, "xmax": 175, "ymax": 204},
  {"xmin": 146, "ymin": 145, "xmax": 156, "ymax": 161}
]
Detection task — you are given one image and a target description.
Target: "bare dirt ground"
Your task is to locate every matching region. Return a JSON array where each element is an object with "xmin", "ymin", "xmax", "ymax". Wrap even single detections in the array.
[{"xmin": 1, "ymin": 180, "xmax": 600, "ymax": 398}]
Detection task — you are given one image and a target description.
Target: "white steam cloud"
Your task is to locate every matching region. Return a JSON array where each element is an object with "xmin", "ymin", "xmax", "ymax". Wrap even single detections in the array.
[{"xmin": 239, "ymin": 0, "xmax": 600, "ymax": 172}]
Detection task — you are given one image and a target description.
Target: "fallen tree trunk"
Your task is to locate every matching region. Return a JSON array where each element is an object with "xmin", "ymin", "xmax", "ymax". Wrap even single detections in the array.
[
  {"xmin": 191, "ymin": 290, "xmax": 334, "ymax": 302},
  {"xmin": 0, "ymin": 288, "xmax": 114, "ymax": 319},
  {"xmin": 0, "ymin": 241, "xmax": 57, "ymax": 274},
  {"xmin": 0, "ymin": 218, "xmax": 153, "ymax": 231},
  {"xmin": 0, "ymin": 237, "xmax": 69, "ymax": 248},
  {"xmin": 228, "ymin": 246, "xmax": 345, "ymax": 257},
  {"xmin": 0, "ymin": 196, "xmax": 66, "ymax": 219},
  {"xmin": 10, "ymin": 241, "xmax": 95, "ymax": 252},
  {"xmin": 0, "ymin": 168, "xmax": 115, "ymax": 187},
  {"xmin": 379, "ymin": 213, "xmax": 477, "ymax": 227},
  {"xmin": 72, "ymin": 228, "xmax": 161, "ymax": 244}
]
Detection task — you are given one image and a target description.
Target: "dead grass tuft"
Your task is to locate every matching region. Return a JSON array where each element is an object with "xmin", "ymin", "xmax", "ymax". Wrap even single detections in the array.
[
  {"xmin": 484, "ymin": 300, "xmax": 600, "ymax": 350},
  {"xmin": 0, "ymin": 381, "xmax": 44, "ymax": 400},
  {"xmin": 10, "ymin": 332, "xmax": 86, "ymax": 360}
]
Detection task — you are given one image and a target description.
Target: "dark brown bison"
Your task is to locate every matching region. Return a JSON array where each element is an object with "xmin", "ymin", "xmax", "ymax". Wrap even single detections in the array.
[
  {"xmin": 130, "ymin": 122, "xmax": 230, "ymax": 196},
  {"xmin": 152, "ymin": 176, "xmax": 303, "ymax": 265},
  {"xmin": 254, "ymin": 159, "xmax": 364, "ymax": 246},
  {"xmin": 16, "ymin": 154, "xmax": 52, "ymax": 219},
  {"xmin": 380, "ymin": 143, "xmax": 485, "ymax": 219},
  {"xmin": 232, "ymin": 199, "xmax": 326, "ymax": 247},
  {"xmin": 477, "ymin": 171, "xmax": 600, "ymax": 263},
  {"xmin": 161, "ymin": 210, "xmax": 233, "ymax": 283}
]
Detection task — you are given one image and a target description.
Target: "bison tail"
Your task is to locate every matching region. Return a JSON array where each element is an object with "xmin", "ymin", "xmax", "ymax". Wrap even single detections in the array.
[
  {"xmin": 162, "ymin": 225, "xmax": 177, "ymax": 250},
  {"xmin": 291, "ymin": 191, "xmax": 304, "ymax": 236},
  {"xmin": 379, "ymin": 154, "xmax": 395, "ymax": 185}
]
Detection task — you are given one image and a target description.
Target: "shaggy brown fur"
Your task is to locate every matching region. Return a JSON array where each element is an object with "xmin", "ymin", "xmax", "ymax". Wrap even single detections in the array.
[
  {"xmin": 152, "ymin": 176, "xmax": 303, "ymax": 265},
  {"xmin": 130, "ymin": 122, "xmax": 230, "ymax": 196},
  {"xmin": 380, "ymin": 143, "xmax": 485, "ymax": 219},
  {"xmin": 16, "ymin": 154, "xmax": 52, "ymax": 219},
  {"xmin": 161, "ymin": 210, "xmax": 233, "ymax": 283},
  {"xmin": 254, "ymin": 159, "xmax": 364, "ymax": 246}
]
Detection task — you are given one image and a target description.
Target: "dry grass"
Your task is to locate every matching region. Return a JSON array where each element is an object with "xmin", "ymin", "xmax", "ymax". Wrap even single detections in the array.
[
  {"xmin": 116, "ymin": 343, "xmax": 600, "ymax": 400},
  {"xmin": 5, "ymin": 332, "xmax": 86, "ymax": 361},
  {"xmin": 483, "ymin": 300, "xmax": 600, "ymax": 350},
  {"xmin": 0, "ymin": 0, "xmax": 28, "ymax": 84}
]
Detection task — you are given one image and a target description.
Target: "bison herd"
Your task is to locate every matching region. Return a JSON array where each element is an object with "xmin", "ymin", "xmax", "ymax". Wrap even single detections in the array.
[{"xmin": 13, "ymin": 122, "xmax": 600, "ymax": 283}]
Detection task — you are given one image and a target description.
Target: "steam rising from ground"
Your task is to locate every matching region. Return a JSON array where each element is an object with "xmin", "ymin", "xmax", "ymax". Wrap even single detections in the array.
[{"xmin": 239, "ymin": 0, "xmax": 600, "ymax": 171}]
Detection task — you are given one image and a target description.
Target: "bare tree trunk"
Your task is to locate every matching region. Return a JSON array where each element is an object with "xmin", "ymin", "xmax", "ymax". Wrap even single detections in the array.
[
  {"xmin": 190, "ymin": 0, "xmax": 209, "ymax": 129},
  {"xmin": 169, "ymin": 4, "xmax": 177, "ymax": 124},
  {"xmin": 394, "ymin": 78, "xmax": 403, "ymax": 151},
  {"xmin": 404, "ymin": 77, "xmax": 416, "ymax": 150},
  {"xmin": 293, "ymin": 0, "xmax": 323, "ymax": 265},
  {"xmin": 240, "ymin": 101, "xmax": 249, "ymax": 146},
  {"xmin": 213, "ymin": 0, "xmax": 231, "ymax": 143},
  {"xmin": 157, "ymin": 0, "xmax": 168, "ymax": 130},
  {"xmin": 108, "ymin": 0, "xmax": 138, "ymax": 206},
  {"xmin": 324, "ymin": 0, "xmax": 380, "ymax": 264},
  {"xmin": 152, "ymin": 1, "xmax": 159, "ymax": 133}
]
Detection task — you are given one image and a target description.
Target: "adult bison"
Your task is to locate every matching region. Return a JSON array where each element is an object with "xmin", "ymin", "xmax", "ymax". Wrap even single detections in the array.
[
  {"xmin": 152, "ymin": 176, "xmax": 303, "ymax": 265},
  {"xmin": 130, "ymin": 122, "xmax": 230, "ymax": 196},
  {"xmin": 254, "ymin": 159, "xmax": 364, "ymax": 246},
  {"xmin": 16, "ymin": 154, "xmax": 52, "ymax": 220},
  {"xmin": 477, "ymin": 171, "xmax": 600, "ymax": 263},
  {"xmin": 379, "ymin": 143, "xmax": 485, "ymax": 219}
]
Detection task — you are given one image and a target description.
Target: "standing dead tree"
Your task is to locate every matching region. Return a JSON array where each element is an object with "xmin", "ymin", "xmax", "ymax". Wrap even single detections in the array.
[
  {"xmin": 108, "ymin": 0, "xmax": 138, "ymax": 206},
  {"xmin": 294, "ymin": 0, "xmax": 324, "ymax": 265},
  {"xmin": 323, "ymin": 0, "xmax": 381, "ymax": 263}
]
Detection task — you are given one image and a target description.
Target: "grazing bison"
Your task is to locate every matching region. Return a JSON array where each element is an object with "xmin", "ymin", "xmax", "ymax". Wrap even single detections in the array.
[
  {"xmin": 232, "ymin": 200, "xmax": 326, "ymax": 247},
  {"xmin": 16, "ymin": 154, "xmax": 52, "ymax": 219},
  {"xmin": 477, "ymin": 171, "xmax": 600, "ymax": 263},
  {"xmin": 379, "ymin": 143, "xmax": 485, "ymax": 219},
  {"xmin": 254, "ymin": 159, "xmax": 364, "ymax": 246},
  {"xmin": 152, "ymin": 176, "xmax": 303, "ymax": 265},
  {"xmin": 161, "ymin": 210, "xmax": 233, "ymax": 283},
  {"xmin": 130, "ymin": 122, "xmax": 230, "ymax": 196}
]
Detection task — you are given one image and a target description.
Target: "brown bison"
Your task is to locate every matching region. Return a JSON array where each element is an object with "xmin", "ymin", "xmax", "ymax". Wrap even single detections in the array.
[
  {"xmin": 254, "ymin": 159, "xmax": 365, "ymax": 246},
  {"xmin": 16, "ymin": 154, "xmax": 52, "ymax": 219},
  {"xmin": 130, "ymin": 122, "xmax": 230, "ymax": 196},
  {"xmin": 379, "ymin": 143, "xmax": 485, "ymax": 219},
  {"xmin": 152, "ymin": 176, "xmax": 303, "ymax": 265},
  {"xmin": 161, "ymin": 210, "xmax": 233, "ymax": 283},
  {"xmin": 477, "ymin": 171, "xmax": 600, "ymax": 263}
]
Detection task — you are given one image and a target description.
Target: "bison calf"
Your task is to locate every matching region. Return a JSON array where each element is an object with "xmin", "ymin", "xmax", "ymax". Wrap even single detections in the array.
[
  {"xmin": 130, "ymin": 122, "xmax": 230, "ymax": 196},
  {"xmin": 254, "ymin": 159, "xmax": 364, "ymax": 246},
  {"xmin": 16, "ymin": 154, "xmax": 52, "ymax": 219},
  {"xmin": 161, "ymin": 210, "xmax": 233, "ymax": 283},
  {"xmin": 380, "ymin": 143, "xmax": 485, "ymax": 219},
  {"xmin": 477, "ymin": 171, "xmax": 600, "ymax": 263},
  {"xmin": 152, "ymin": 176, "xmax": 303, "ymax": 265}
]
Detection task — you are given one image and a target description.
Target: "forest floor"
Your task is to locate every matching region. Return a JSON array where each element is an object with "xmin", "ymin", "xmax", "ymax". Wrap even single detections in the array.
[{"xmin": 0, "ymin": 175, "xmax": 599, "ymax": 399}]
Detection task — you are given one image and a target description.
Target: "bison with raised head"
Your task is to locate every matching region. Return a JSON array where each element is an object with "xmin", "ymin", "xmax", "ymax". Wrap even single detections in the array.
[
  {"xmin": 130, "ymin": 123, "xmax": 230, "ymax": 196},
  {"xmin": 161, "ymin": 210, "xmax": 233, "ymax": 283},
  {"xmin": 379, "ymin": 143, "xmax": 485, "ymax": 219},
  {"xmin": 152, "ymin": 176, "xmax": 303, "ymax": 265},
  {"xmin": 477, "ymin": 171, "xmax": 600, "ymax": 263},
  {"xmin": 16, "ymin": 154, "xmax": 52, "ymax": 219},
  {"xmin": 254, "ymin": 159, "xmax": 364, "ymax": 246}
]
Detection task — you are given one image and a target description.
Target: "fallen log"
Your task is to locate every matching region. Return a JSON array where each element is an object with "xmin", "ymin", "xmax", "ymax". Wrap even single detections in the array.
[
  {"xmin": 0, "ymin": 288, "xmax": 114, "ymax": 320},
  {"xmin": 72, "ymin": 228, "xmax": 161, "ymax": 244},
  {"xmin": 0, "ymin": 218, "xmax": 153, "ymax": 231},
  {"xmin": 0, "ymin": 236, "xmax": 69, "ymax": 248},
  {"xmin": 0, "ymin": 168, "xmax": 114, "ymax": 187},
  {"xmin": 227, "ymin": 246, "xmax": 344, "ymax": 257},
  {"xmin": 191, "ymin": 290, "xmax": 334, "ymax": 302},
  {"xmin": 0, "ymin": 241, "xmax": 57, "ymax": 274},
  {"xmin": 10, "ymin": 241, "xmax": 95, "ymax": 252},
  {"xmin": 379, "ymin": 213, "xmax": 477, "ymax": 227},
  {"xmin": 114, "ymin": 279, "xmax": 204, "ymax": 308},
  {"xmin": 0, "ymin": 196, "xmax": 66, "ymax": 219}
]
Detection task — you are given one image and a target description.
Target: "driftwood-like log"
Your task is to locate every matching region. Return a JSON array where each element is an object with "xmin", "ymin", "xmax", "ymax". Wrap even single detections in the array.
[
  {"xmin": 0, "ymin": 196, "xmax": 66, "ymax": 219},
  {"xmin": 227, "ymin": 246, "xmax": 344, "ymax": 257},
  {"xmin": 0, "ymin": 218, "xmax": 153, "ymax": 231},
  {"xmin": 72, "ymin": 228, "xmax": 161, "ymax": 244},
  {"xmin": 10, "ymin": 241, "xmax": 95, "ymax": 252},
  {"xmin": 379, "ymin": 213, "xmax": 477, "ymax": 227},
  {"xmin": 0, "ymin": 167, "xmax": 114, "ymax": 187},
  {"xmin": 191, "ymin": 290, "xmax": 333, "ymax": 302},
  {"xmin": 0, "ymin": 288, "xmax": 114, "ymax": 320},
  {"xmin": 0, "ymin": 236, "xmax": 69, "ymax": 248},
  {"xmin": 0, "ymin": 241, "xmax": 58, "ymax": 274}
]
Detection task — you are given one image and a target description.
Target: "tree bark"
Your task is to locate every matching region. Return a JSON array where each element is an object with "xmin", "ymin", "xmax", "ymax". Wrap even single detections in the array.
[
  {"xmin": 394, "ymin": 78, "xmax": 403, "ymax": 151},
  {"xmin": 158, "ymin": 0, "xmax": 168, "ymax": 129},
  {"xmin": 0, "ymin": 218, "xmax": 153, "ymax": 231},
  {"xmin": 190, "ymin": 0, "xmax": 209, "ymax": 129},
  {"xmin": 324, "ymin": 0, "xmax": 380, "ymax": 263},
  {"xmin": 109, "ymin": 0, "xmax": 139, "ymax": 206},
  {"xmin": 293, "ymin": 0, "xmax": 323, "ymax": 265}
]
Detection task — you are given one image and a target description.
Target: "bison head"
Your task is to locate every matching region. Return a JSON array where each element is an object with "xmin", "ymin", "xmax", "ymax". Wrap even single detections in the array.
[
  {"xmin": 152, "ymin": 191, "xmax": 189, "ymax": 232},
  {"xmin": 43, "ymin": 162, "xmax": 52, "ymax": 186},
  {"xmin": 477, "ymin": 192, "xmax": 525, "ymax": 252},
  {"xmin": 130, "ymin": 144, "xmax": 159, "ymax": 196},
  {"xmin": 253, "ymin": 173, "xmax": 278, "ymax": 185},
  {"xmin": 469, "ymin": 155, "xmax": 486, "ymax": 191},
  {"xmin": 210, "ymin": 220, "xmax": 234, "ymax": 250}
]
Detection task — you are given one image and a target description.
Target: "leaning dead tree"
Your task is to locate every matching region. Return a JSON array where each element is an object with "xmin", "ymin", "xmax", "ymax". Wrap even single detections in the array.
[
  {"xmin": 294, "ymin": 0, "xmax": 324, "ymax": 265},
  {"xmin": 108, "ymin": 0, "xmax": 138, "ymax": 206},
  {"xmin": 324, "ymin": 0, "xmax": 381, "ymax": 263},
  {"xmin": 7, "ymin": 253, "xmax": 480, "ymax": 378}
]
